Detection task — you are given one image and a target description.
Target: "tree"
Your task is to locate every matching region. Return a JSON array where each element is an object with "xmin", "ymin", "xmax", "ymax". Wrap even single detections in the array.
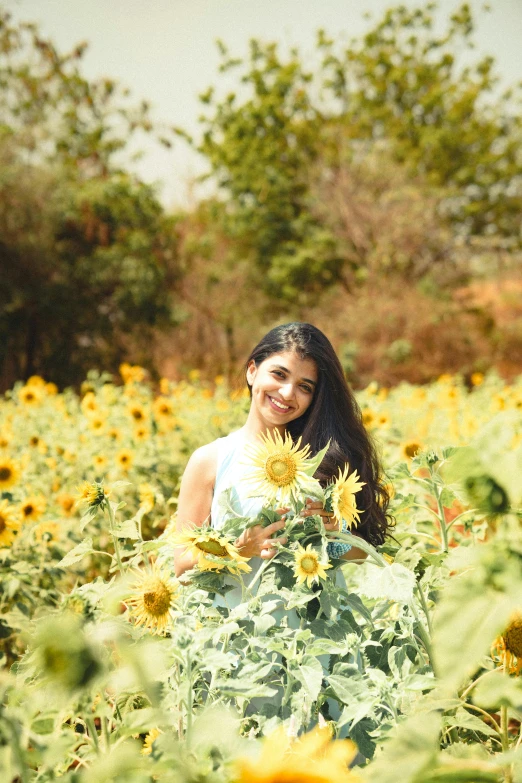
[{"xmin": 0, "ymin": 8, "xmax": 180, "ymax": 388}]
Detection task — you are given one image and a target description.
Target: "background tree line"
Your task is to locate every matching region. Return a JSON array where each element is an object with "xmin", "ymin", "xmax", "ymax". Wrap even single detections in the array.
[{"xmin": 1, "ymin": 2, "xmax": 521, "ymax": 391}]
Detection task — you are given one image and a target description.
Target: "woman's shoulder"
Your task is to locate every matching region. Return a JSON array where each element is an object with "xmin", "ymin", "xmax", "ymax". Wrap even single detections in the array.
[{"xmin": 186, "ymin": 440, "xmax": 219, "ymax": 479}]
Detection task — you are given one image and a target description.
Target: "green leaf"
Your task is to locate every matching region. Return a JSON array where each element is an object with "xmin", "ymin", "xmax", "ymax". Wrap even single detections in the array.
[
  {"xmin": 445, "ymin": 707, "xmax": 499, "ymax": 738},
  {"xmin": 473, "ymin": 670, "xmax": 522, "ymax": 712},
  {"xmin": 290, "ymin": 655, "xmax": 323, "ymax": 702},
  {"xmin": 358, "ymin": 563, "xmax": 416, "ymax": 603},
  {"xmin": 57, "ymin": 537, "xmax": 95, "ymax": 567}
]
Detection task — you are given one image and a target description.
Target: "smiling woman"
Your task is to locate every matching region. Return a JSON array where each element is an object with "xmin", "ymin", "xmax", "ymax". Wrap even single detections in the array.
[{"xmin": 173, "ymin": 322, "xmax": 392, "ymax": 579}]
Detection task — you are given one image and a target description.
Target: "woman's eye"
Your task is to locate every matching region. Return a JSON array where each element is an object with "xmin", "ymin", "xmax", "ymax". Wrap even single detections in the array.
[
  {"xmin": 301, "ymin": 386, "xmax": 313, "ymax": 394},
  {"xmin": 273, "ymin": 371, "xmax": 285, "ymax": 379}
]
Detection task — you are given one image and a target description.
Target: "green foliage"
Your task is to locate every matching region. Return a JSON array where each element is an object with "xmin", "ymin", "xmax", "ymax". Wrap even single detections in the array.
[{"xmin": 0, "ymin": 8, "xmax": 181, "ymax": 388}]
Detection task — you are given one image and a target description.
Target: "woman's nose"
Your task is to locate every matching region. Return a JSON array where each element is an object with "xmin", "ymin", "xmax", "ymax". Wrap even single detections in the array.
[{"xmin": 279, "ymin": 383, "xmax": 294, "ymax": 400}]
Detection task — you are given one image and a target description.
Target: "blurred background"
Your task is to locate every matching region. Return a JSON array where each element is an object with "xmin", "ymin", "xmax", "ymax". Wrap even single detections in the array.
[{"xmin": 1, "ymin": 0, "xmax": 522, "ymax": 391}]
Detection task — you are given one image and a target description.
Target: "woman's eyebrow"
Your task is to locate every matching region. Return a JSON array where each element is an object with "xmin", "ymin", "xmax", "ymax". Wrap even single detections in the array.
[{"xmin": 271, "ymin": 364, "xmax": 316, "ymax": 387}]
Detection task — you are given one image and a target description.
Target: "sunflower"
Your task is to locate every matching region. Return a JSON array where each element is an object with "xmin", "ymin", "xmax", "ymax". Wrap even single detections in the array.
[
  {"xmin": 18, "ymin": 385, "xmax": 42, "ymax": 405},
  {"xmin": 492, "ymin": 612, "xmax": 522, "ymax": 675},
  {"xmin": 400, "ymin": 441, "xmax": 423, "ymax": 460},
  {"xmin": 0, "ymin": 456, "xmax": 20, "ymax": 490},
  {"xmin": 233, "ymin": 724, "xmax": 358, "ymax": 783},
  {"xmin": 88, "ymin": 416, "xmax": 106, "ymax": 435},
  {"xmin": 107, "ymin": 427, "xmax": 122, "ymax": 442},
  {"xmin": 142, "ymin": 728, "xmax": 162, "ymax": 756},
  {"xmin": 81, "ymin": 391, "xmax": 99, "ymax": 416},
  {"xmin": 120, "ymin": 363, "xmax": 146, "ymax": 385},
  {"xmin": 34, "ymin": 521, "xmax": 61, "ymax": 543},
  {"xmin": 92, "ymin": 454, "xmax": 108, "ymax": 472},
  {"xmin": 330, "ymin": 465, "xmax": 365, "ymax": 530},
  {"xmin": 133, "ymin": 425, "xmax": 150, "ymax": 442},
  {"xmin": 172, "ymin": 526, "xmax": 251, "ymax": 574},
  {"xmin": 153, "ymin": 397, "xmax": 175, "ymax": 419},
  {"xmin": 241, "ymin": 429, "xmax": 323, "ymax": 505},
  {"xmin": 127, "ymin": 567, "xmax": 179, "ymax": 635},
  {"xmin": 0, "ymin": 500, "xmax": 20, "ymax": 548},
  {"xmin": 75, "ymin": 481, "xmax": 110, "ymax": 510},
  {"xmin": 128, "ymin": 403, "xmax": 147, "ymax": 423},
  {"xmin": 20, "ymin": 495, "xmax": 46, "ymax": 523},
  {"xmin": 116, "ymin": 449, "xmax": 134, "ymax": 471},
  {"xmin": 57, "ymin": 492, "xmax": 76, "ymax": 516},
  {"xmin": 139, "ymin": 483, "xmax": 155, "ymax": 513},
  {"xmin": 361, "ymin": 408, "xmax": 376, "ymax": 429},
  {"xmin": 293, "ymin": 544, "xmax": 332, "ymax": 588}
]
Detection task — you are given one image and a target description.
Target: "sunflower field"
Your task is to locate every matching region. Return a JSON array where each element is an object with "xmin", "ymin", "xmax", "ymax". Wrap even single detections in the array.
[{"xmin": 1, "ymin": 367, "xmax": 522, "ymax": 783}]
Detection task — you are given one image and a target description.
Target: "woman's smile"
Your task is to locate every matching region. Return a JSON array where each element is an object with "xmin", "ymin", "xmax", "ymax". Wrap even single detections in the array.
[{"xmin": 266, "ymin": 394, "xmax": 293, "ymax": 413}]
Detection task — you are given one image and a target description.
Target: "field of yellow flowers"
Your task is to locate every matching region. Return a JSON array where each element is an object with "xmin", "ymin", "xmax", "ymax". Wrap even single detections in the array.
[{"xmin": 0, "ymin": 366, "xmax": 521, "ymax": 783}]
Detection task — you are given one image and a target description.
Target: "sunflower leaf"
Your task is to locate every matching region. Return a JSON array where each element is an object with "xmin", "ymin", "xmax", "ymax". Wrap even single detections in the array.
[{"xmin": 57, "ymin": 538, "xmax": 95, "ymax": 567}]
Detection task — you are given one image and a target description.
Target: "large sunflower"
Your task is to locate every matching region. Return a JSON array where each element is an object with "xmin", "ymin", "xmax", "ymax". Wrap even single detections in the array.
[
  {"xmin": 0, "ymin": 500, "xmax": 20, "ymax": 548},
  {"xmin": 0, "ymin": 456, "xmax": 20, "ymax": 490},
  {"xmin": 233, "ymin": 724, "xmax": 358, "ymax": 783},
  {"xmin": 241, "ymin": 430, "xmax": 323, "ymax": 505},
  {"xmin": 172, "ymin": 526, "xmax": 251, "ymax": 574},
  {"xmin": 127, "ymin": 567, "xmax": 179, "ymax": 635},
  {"xmin": 330, "ymin": 465, "xmax": 365, "ymax": 530},
  {"xmin": 293, "ymin": 544, "xmax": 332, "ymax": 588}
]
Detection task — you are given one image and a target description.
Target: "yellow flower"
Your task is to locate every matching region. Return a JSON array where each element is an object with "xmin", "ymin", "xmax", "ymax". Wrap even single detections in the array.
[
  {"xmin": 492, "ymin": 612, "xmax": 522, "ymax": 675},
  {"xmin": 116, "ymin": 449, "xmax": 134, "ymax": 471},
  {"xmin": 139, "ymin": 484, "xmax": 155, "ymax": 513},
  {"xmin": 376, "ymin": 412, "xmax": 390, "ymax": 429},
  {"xmin": 133, "ymin": 425, "xmax": 150, "ymax": 442},
  {"xmin": 0, "ymin": 456, "xmax": 20, "ymax": 490},
  {"xmin": 400, "ymin": 441, "xmax": 423, "ymax": 460},
  {"xmin": 18, "ymin": 385, "xmax": 43, "ymax": 405},
  {"xmin": 142, "ymin": 727, "xmax": 162, "ymax": 755},
  {"xmin": 120, "ymin": 363, "xmax": 146, "ymax": 384},
  {"xmin": 45, "ymin": 382, "xmax": 58, "ymax": 395},
  {"xmin": 471, "ymin": 372, "xmax": 484, "ymax": 387},
  {"xmin": 108, "ymin": 427, "xmax": 122, "ymax": 442},
  {"xmin": 233, "ymin": 724, "xmax": 358, "ymax": 783},
  {"xmin": 81, "ymin": 391, "xmax": 99, "ymax": 416},
  {"xmin": 159, "ymin": 378, "xmax": 170, "ymax": 395},
  {"xmin": 293, "ymin": 544, "xmax": 332, "ymax": 588},
  {"xmin": 0, "ymin": 500, "xmax": 20, "ymax": 548},
  {"xmin": 127, "ymin": 567, "xmax": 179, "ymax": 635},
  {"xmin": 27, "ymin": 375, "xmax": 46, "ymax": 387},
  {"xmin": 34, "ymin": 521, "xmax": 61, "ymax": 543},
  {"xmin": 75, "ymin": 481, "xmax": 110, "ymax": 510},
  {"xmin": 172, "ymin": 526, "xmax": 251, "ymax": 574},
  {"xmin": 88, "ymin": 416, "xmax": 106, "ymax": 435},
  {"xmin": 242, "ymin": 429, "xmax": 322, "ymax": 505},
  {"xmin": 153, "ymin": 397, "xmax": 175, "ymax": 419},
  {"xmin": 361, "ymin": 408, "xmax": 375, "ymax": 429},
  {"xmin": 128, "ymin": 403, "xmax": 147, "ymax": 423},
  {"xmin": 57, "ymin": 493, "xmax": 76, "ymax": 517},
  {"xmin": 20, "ymin": 495, "xmax": 46, "ymax": 523},
  {"xmin": 92, "ymin": 454, "xmax": 108, "ymax": 471},
  {"xmin": 330, "ymin": 465, "xmax": 365, "ymax": 529}
]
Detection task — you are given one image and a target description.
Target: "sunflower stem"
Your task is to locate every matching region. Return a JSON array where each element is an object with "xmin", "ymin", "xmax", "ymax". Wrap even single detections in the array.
[
  {"xmin": 106, "ymin": 501, "xmax": 125, "ymax": 575},
  {"xmin": 86, "ymin": 716, "xmax": 100, "ymax": 754},
  {"xmin": 415, "ymin": 584, "xmax": 433, "ymax": 637},
  {"xmin": 185, "ymin": 650, "xmax": 193, "ymax": 747},
  {"xmin": 410, "ymin": 599, "xmax": 436, "ymax": 674},
  {"xmin": 434, "ymin": 484, "xmax": 449, "ymax": 553}
]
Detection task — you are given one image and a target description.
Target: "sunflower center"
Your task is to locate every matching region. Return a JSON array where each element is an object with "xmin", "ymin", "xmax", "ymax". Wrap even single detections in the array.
[
  {"xmin": 265, "ymin": 454, "xmax": 297, "ymax": 486},
  {"xmin": 0, "ymin": 467, "xmax": 12, "ymax": 482},
  {"xmin": 300, "ymin": 555, "xmax": 318, "ymax": 574},
  {"xmin": 405, "ymin": 443, "xmax": 421, "ymax": 458},
  {"xmin": 504, "ymin": 617, "xmax": 522, "ymax": 658},
  {"xmin": 143, "ymin": 582, "xmax": 172, "ymax": 616},
  {"xmin": 196, "ymin": 539, "xmax": 228, "ymax": 556},
  {"xmin": 0, "ymin": 516, "xmax": 6, "ymax": 533},
  {"xmin": 132, "ymin": 410, "xmax": 144, "ymax": 420},
  {"xmin": 23, "ymin": 505, "xmax": 34, "ymax": 517}
]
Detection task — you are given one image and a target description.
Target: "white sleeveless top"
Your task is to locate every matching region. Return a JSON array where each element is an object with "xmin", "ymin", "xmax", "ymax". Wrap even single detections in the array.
[{"xmin": 210, "ymin": 428, "xmax": 264, "ymax": 529}]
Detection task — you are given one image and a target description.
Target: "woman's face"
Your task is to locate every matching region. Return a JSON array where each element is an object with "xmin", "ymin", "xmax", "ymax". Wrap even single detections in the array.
[{"xmin": 246, "ymin": 350, "xmax": 318, "ymax": 431}]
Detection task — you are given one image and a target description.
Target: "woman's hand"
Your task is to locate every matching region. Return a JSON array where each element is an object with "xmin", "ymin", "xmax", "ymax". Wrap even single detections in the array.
[
  {"xmin": 302, "ymin": 499, "xmax": 339, "ymax": 531},
  {"xmin": 235, "ymin": 508, "xmax": 289, "ymax": 559}
]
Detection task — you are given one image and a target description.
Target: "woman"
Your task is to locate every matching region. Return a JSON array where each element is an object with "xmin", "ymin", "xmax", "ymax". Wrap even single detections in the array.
[{"xmin": 174, "ymin": 322, "xmax": 391, "ymax": 578}]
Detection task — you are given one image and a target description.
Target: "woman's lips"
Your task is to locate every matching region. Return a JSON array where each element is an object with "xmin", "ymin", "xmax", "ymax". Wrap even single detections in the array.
[{"xmin": 267, "ymin": 394, "xmax": 293, "ymax": 413}]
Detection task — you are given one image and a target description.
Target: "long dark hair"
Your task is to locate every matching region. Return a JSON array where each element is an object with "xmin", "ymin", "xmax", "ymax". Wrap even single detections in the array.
[{"xmin": 245, "ymin": 322, "xmax": 392, "ymax": 546}]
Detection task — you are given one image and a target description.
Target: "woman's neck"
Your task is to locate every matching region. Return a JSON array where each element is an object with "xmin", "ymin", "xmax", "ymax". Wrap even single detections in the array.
[{"xmin": 241, "ymin": 408, "xmax": 286, "ymax": 442}]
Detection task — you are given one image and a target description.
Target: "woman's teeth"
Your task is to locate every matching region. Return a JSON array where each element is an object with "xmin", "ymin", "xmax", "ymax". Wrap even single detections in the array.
[{"xmin": 269, "ymin": 396, "xmax": 290, "ymax": 411}]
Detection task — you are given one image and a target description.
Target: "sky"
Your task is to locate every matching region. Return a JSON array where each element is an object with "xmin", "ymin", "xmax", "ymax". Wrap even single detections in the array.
[{"xmin": 6, "ymin": 0, "xmax": 522, "ymax": 208}]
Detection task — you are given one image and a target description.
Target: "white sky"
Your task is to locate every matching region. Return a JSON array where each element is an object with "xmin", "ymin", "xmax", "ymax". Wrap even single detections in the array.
[{"xmin": 6, "ymin": 0, "xmax": 522, "ymax": 209}]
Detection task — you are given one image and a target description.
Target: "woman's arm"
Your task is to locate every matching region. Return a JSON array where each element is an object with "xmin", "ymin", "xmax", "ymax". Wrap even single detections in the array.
[{"xmin": 173, "ymin": 442, "xmax": 217, "ymax": 578}]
